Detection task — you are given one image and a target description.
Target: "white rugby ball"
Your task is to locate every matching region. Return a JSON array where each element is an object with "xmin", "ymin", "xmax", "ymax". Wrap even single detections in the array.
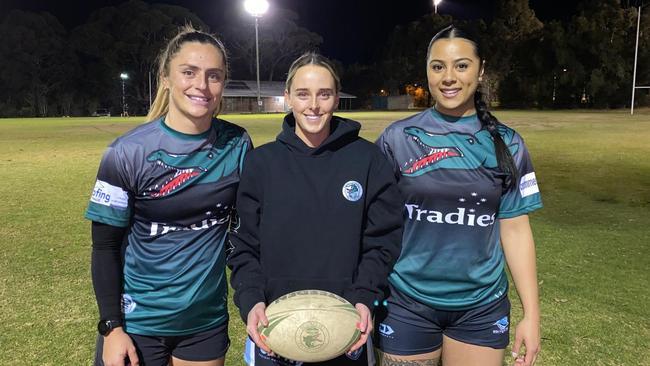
[{"xmin": 259, "ymin": 289, "xmax": 361, "ymax": 362}]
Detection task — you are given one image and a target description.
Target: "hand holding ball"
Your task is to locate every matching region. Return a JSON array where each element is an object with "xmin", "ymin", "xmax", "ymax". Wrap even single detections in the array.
[{"xmin": 258, "ymin": 290, "xmax": 361, "ymax": 362}]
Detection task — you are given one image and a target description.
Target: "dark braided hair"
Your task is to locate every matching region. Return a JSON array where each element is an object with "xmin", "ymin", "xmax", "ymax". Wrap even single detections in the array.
[
  {"xmin": 428, "ymin": 25, "xmax": 518, "ymax": 190},
  {"xmin": 474, "ymin": 90, "xmax": 518, "ymax": 189}
]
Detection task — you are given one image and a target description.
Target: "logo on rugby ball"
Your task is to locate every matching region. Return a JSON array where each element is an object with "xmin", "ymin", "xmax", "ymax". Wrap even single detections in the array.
[
  {"xmin": 342, "ymin": 181, "xmax": 363, "ymax": 202},
  {"xmin": 296, "ymin": 321, "xmax": 329, "ymax": 352}
]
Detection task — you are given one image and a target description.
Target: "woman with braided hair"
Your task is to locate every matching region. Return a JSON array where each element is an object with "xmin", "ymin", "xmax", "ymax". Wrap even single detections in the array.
[{"xmin": 374, "ymin": 25, "xmax": 542, "ymax": 366}]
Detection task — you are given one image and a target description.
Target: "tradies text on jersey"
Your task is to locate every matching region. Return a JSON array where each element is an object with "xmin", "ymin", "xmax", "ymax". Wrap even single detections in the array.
[
  {"xmin": 405, "ymin": 203, "xmax": 495, "ymax": 227},
  {"xmin": 149, "ymin": 216, "xmax": 229, "ymax": 236}
]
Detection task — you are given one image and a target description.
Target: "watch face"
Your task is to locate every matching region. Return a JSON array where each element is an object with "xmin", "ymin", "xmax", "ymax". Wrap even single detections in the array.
[{"xmin": 97, "ymin": 320, "xmax": 120, "ymax": 335}]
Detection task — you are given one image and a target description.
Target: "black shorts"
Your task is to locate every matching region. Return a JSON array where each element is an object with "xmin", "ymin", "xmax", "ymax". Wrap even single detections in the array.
[
  {"xmin": 243, "ymin": 337, "xmax": 374, "ymax": 366},
  {"xmin": 94, "ymin": 322, "xmax": 229, "ymax": 366},
  {"xmin": 374, "ymin": 286, "xmax": 510, "ymax": 355}
]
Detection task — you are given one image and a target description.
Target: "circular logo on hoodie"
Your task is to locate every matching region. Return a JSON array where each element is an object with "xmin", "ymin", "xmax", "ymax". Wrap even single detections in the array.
[{"xmin": 342, "ymin": 181, "xmax": 363, "ymax": 202}]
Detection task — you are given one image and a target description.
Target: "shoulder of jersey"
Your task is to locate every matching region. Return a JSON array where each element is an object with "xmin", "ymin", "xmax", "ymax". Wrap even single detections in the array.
[
  {"xmin": 383, "ymin": 110, "xmax": 431, "ymax": 136},
  {"xmin": 110, "ymin": 120, "xmax": 160, "ymax": 147},
  {"xmin": 215, "ymin": 118, "xmax": 247, "ymax": 136}
]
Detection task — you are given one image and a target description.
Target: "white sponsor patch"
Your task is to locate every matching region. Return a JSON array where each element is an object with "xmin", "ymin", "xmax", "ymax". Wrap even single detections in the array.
[
  {"xmin": 90, "ymin": 180, "xmax": 129, "ymax": 209},
  {"xmin": 519, "ymin": 172, "xmax": 539, "ymax": 198}
]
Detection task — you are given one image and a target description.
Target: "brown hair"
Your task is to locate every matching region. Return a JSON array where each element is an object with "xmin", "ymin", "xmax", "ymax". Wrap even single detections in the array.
[{"xmin": 146, "ymin": 25, "xmax": 229, "ymax": 121}]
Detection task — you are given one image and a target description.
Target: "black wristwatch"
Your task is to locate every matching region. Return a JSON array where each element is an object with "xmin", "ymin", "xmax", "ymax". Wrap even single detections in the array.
[{"xmin": 97, "ymin": 319, "xmax": 123, "ymax": 336}]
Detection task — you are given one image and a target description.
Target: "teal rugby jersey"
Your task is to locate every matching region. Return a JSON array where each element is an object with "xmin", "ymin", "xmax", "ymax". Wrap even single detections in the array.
[
  {"xmin": 85, "ymin": 117, "xmax": 251, "ymax": 336},
  {"xmin": 377, "ymin": 108, "xmax": 542, "ymax": 310}
]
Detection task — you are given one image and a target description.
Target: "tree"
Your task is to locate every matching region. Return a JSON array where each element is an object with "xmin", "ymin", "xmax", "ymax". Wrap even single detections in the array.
[
  {"xmin": 487, "ymin": 0, "xmax": 544, "ymax": 107},
  {"xmin": 223, "ymin": 8, "xmax": 323, "ymax": 81},
  {"xmin": 378, "ymin": 13, "xmax": 454, "ymax": 103},
  {"xmin": 0, "ymin": 10, "xmax": 78, "ymax": 116},
  {"xmin": 69, "ymin": 0, "xmax": 207, "ymax": 115},
  {"xmin": 563, "ymin": 0, "xmax": 639, "ymax": 108}
]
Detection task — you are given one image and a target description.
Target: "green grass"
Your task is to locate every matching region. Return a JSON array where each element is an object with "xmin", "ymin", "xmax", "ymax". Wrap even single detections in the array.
[{"xmin": 0, "ymin": 109, "xmax": 648, "ymax": 365}]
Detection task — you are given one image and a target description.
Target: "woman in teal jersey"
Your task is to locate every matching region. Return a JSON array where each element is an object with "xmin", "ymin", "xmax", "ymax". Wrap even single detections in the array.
[
  {"xmin": 86, "ymin": 26, "xmax": 250, "ymax": 366},
  {"xmin": 374, "ymin": 25, "xmax": 542, "ymax": 366}
]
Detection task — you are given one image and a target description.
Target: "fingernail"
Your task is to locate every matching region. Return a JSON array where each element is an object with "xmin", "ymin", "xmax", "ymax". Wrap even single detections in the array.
[
  {"xmin": 512, "ymin": 352, "xmax": 518, "ymax": 358},
  {"xmin": 261, "ymin": 335, "xmax": 266, "ymax": 341},
  {"xmin": 356, "ymin": 322, "xmax": 363, "ymax": 329}
]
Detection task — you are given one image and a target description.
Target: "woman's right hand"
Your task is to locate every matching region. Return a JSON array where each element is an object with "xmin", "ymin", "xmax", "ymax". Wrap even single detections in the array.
[
  {"xmin": 247, "ymin": 302, "xmax": 272, "ymax": 354},
  {"xmin": 102, "ymin": 327, "xmax": 139, "ymax": 366}
]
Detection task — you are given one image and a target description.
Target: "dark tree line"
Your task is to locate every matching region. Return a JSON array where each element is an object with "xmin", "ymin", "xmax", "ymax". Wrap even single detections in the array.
[
  {"xmin": 345, "ymin": 0, "xmax": 650, "ymax": 109},
  {"xmin": 0, "ymin": 0, "xmax": 648, "ymax": 116},
  {"xmin": 0, "ymin": 0, "xmax": 321, "ymax": 117}
]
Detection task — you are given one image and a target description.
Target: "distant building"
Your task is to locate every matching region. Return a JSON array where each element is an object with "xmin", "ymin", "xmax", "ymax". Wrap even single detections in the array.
[
  {"xmin": 223, "ymin": 80, "xmax": 356, "ymax": 113},
  {"xmin": 371, "ymin": 95, "xmax": 420, "ymax": 110}
]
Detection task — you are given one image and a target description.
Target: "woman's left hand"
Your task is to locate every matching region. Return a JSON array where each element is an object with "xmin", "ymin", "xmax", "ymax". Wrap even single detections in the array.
[
  {"xmin": 347, "ymin": 303, "xmax": 372, "ymax": 355},
  {"xmin": 512, "ymin": 315, "xmax": 541, "ymax": 366}
]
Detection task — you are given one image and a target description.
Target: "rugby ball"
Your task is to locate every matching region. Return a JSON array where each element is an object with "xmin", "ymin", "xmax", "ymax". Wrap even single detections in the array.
[{"xmin": 259, "ymin": 289, "xmax": 361, "ymax": 362}]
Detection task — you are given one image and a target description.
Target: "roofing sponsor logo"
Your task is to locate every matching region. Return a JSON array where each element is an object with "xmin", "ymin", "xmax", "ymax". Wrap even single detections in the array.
[
  {"xmin": 519, "ymin": 172, "xmax": 539, "ymax": 198},
  {"xmin": 342, "ymin": 181, "xmax": 363, "ymax": 202},
  {"xmin": 90, "ymin": 180, "xmax": 128, "ymax": 209}
]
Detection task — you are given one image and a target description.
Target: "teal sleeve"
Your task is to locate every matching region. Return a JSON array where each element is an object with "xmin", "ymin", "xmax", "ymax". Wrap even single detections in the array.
[
  {"xmin": 84, "ymin": 145, "xmax": 133, "ymax": 227},
  {"xmin": 498, "ymin": 132, "xmax": 542, "ymax": 218}
]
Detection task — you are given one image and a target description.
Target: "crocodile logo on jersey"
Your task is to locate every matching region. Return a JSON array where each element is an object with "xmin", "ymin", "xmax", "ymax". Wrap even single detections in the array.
[
  {"xmin": 145, "ymin": 138, "xmax": 242, "ymax": 198},
  {"xmin": 401, "ymin": 126, "xmax": 519, "ymax": 177}
]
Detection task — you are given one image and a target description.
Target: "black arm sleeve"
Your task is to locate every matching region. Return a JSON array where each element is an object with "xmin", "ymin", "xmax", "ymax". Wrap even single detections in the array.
[
  {"xmin": 91, "ymin": 221, "xmax": 127, "ymax": 320},
  {"xmin": 227, "ymin": 154, "xmax": 267, "ymax": 322}
]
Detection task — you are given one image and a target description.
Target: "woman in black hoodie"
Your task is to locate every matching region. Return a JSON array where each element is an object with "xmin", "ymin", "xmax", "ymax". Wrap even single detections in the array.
[{"xmin": 228, "ymin": 52, "xmax": 403, "ymax": 366}]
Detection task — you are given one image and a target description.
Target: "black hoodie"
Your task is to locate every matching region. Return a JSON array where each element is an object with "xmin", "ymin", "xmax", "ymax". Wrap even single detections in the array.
[{"xmin": 228, "ymin": 114, "xmax": 403, "ymax": 321}]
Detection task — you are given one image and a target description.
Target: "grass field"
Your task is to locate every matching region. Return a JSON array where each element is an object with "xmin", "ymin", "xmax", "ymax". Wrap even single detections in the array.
[{"xmin": 0, "ymin": 109, "xmax": 649, "ymax": 365}]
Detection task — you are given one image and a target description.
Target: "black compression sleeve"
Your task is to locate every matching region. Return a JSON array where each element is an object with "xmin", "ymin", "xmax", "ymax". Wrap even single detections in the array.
[{"xmin": 91, "ymin": 221, "xmax": 127, "ymax": 320}]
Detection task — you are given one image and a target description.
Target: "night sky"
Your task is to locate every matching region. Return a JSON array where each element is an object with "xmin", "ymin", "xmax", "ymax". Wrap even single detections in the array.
[{"xmin": 2, "ymin": 0, "xmax": 592, "ymax": 64}]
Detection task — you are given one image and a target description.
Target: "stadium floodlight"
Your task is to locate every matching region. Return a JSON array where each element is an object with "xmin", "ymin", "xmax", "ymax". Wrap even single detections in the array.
[
  {"xmin": 434, "ymin": 0, "xmax": 443, "ymax": 14},
  {"xmin": 245, "ymin": 0, "xmax": 269, "ymax": 113},
  {"xmin": 631, "ymin": 2, "xmax": 649, "ymax": 115},
  {"xmin": 120, "ymin": 73, "xmax": 129, "ymax": 117}
]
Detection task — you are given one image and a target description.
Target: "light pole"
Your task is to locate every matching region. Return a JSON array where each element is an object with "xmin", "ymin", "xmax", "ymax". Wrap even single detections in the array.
[
  {"xmin": 552, "ymin": 68, "xmax": 567, "ymax": 106},
  {"xmin": 552, "ymin": 73, "xmax": 557, "ymax": 104},
  {"xmin": 631, "ymin": 2, "xmax": 649, "ymax": 115},
  {"xmin": 244, "ymin": 0, "xmax": 269, "ymax": 113},
  {"xmin": 120, "ymin": 72, "xmax": 129, "ymax": 117},
  {"xmin": 434, "ymin": 0, "xmax": 443, "ymax": 14}
]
